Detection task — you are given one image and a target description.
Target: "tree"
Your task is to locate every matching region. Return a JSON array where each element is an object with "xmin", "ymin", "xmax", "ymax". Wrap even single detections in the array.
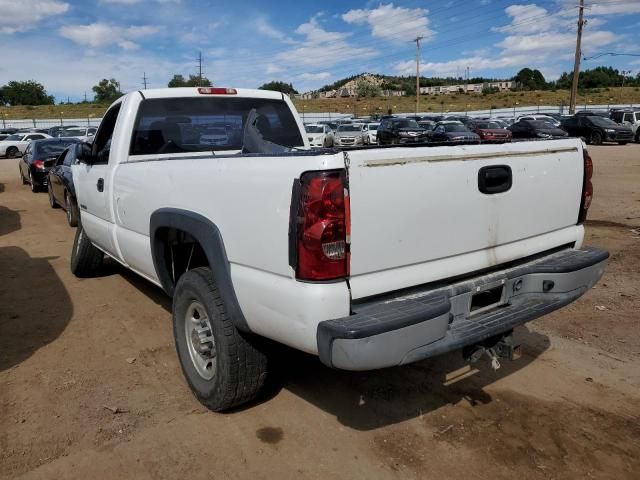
[
  {"xmin": 167, "ymin": 74, "xmax": 212, "ymax": 87},
  {"xmin": 92, "ymin": 78, "xmax": 123, "ymax": 104},
  {"xmin": 514, "ymin": 68, "xmax": 547, "ymax": 90},
  {"xmin": 258, "ymin": 81, "xmax": 298, "ymax": 94},
  {"xmin": 355, "ymin": 79, "xmax": 381, "ymax": 97},
  {"xmin": 0, "ymin": 80, "xmax": 54, "ymax": 106}
]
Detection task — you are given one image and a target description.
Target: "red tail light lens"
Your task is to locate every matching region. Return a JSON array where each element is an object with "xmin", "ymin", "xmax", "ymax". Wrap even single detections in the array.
[
  {"xmin": 33, "ymin": 159, "xmax": 45, "ymax": 170},
  {"xmin": 295, "ymin": 170, "xmax": 349, "ymax": 281},
  {"xmin": 578, "ymin": 149, "xmax": 593, "ymax": 223},
  {"xmin": 198, "ymin": 87, "xmax": 237, "ymax": 95}
]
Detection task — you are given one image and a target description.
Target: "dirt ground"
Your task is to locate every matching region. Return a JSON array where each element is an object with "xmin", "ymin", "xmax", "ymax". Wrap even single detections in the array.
[{"xmin": 0, "ymin": 145, "xmax": 639, "ymax": 479}]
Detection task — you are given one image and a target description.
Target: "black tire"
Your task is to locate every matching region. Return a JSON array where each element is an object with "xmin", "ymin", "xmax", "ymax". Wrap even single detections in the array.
[
  {"xmin": 173, "ymin": 267, "xmax": 269, "ymax": 412},
  {"xmin": 28, "ymin": 170, "xmax": 39, "ymax": 193},
  {"xmin": 636, "ymin": 132, "xmax": 640, "ymax": 143},
  {"xmin": 20, "ymin": 167, "xmax": 28, "ymax": 185},
  {"xmin": 591, "ymin": 132, "xmax": 602, "ymax": 145},
  {"xmin": 65, "ymin": 191, "xmax": 79, "ymax": 227},
  {"xmin": 48, "ymin": 183, "xmax": 60, "ymax": 208},
  {"xmin": 70, "ymin": 225, "xmax": 103, "ymax": 277},
  {"xmin": 618, "ymin": 142, "xmax": 627, "ymax": 145},
  {"xmin": 6, "ymin": 146, "xmax": 19, "ymax": 158}
]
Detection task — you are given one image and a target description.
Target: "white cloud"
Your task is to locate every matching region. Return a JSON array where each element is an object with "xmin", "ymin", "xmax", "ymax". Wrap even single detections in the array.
[
  {"xmin": 254, "ymin": 18, "xmax": 294, "ymax": 43},
  {"xmin": 494, "ymin": 4, "xmax": 560, "ymax": 34},
  {"xmin": 275, "ymin": 17, "xmax": 377, "ymax": 69},
  {"xmin": 59, "ymin": 23, "xmax": 160, "ymax": 50},
  {"xmin": 298, "ymin": 72, "xmax": 332, "ymax": 81},
  {"xmin": 0, "ymin": 0, "xmax": 69, "ymax": 34},
  {"xmin": 557, "ymin": 0, "xmax": 640, "ymax": 16},
  {"xmin": 342, "ymin": 3, "xmax": 434, "ymax": 42}
]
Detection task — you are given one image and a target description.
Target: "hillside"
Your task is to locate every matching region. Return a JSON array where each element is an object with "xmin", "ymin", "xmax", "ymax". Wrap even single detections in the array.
[{"xmin": 1, "ymin": 87, "xmax": 639, "ymax": 120}]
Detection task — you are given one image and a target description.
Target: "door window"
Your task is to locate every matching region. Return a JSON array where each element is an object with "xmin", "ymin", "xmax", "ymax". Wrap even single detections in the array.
[
  {"xmin": 93, "ymin": 103, "xmax": 122, "ymax": 164},
  {"xmin": 623, "ymin": 113, "xmax": 633, "ymax": 123}
]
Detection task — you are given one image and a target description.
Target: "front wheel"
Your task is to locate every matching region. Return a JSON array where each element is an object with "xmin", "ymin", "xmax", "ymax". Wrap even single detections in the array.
[
  {"xmin": 591, "ymin": 132, "xmax": 603, "ymax": 145},
  {"xmin": 70, "ymin": 225, "xmax": 103, "ymax": 277},
  {"xmin": 173, "ymin": 267, "xmax": 269, "ymax": 411}
]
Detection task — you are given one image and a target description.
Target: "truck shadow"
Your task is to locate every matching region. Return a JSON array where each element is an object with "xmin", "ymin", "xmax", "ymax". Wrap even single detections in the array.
[
  {"xmin": 276, "ymin": 326, "xmax": 550, "ymax": 431},
  {"xmin": 0, "ymin": 246, "xmax": 73, "ymax": 372}
]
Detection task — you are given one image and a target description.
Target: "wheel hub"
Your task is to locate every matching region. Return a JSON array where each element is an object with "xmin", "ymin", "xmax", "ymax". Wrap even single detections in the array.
[{"xmin": 184, "ymin": 301, "xmax": 216, "ymax": 380}]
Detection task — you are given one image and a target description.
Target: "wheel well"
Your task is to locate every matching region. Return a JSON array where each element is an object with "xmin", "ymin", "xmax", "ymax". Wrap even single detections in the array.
[{"xmin": 155, "ymin": 227, "xmax": 209, "ymax": 288}]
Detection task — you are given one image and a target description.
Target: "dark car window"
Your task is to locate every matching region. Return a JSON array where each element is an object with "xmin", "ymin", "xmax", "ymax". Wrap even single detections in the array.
[
  {"xmin": 444, "ymin": 124, "xmax": 468, "ymax": 132},
  {"xmin": 392, "ymin": 119, "xmax": 419, "ymax": 129},
  {"xmin": 526, "ymin": 121, "xmax": 552, "ymax": 129},
  {"xmin": 35, "ymin": 140, "xmax": 80, "ymax": 156},
  {"xmin": 588, "ymin": 117, "xmax": 617, "ymax": 127},
  {"xmin": 93, "ymin": 103, "xmax": 122, "ymax": 163},
  {"xmin": 130, "ymin": 97, "xmax": 303, "ymax": 155}
]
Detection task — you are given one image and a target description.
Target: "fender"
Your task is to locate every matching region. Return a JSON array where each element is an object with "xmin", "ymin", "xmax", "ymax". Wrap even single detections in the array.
[{"xmin": 149, "ymin": 208, "xmax": 250, "ymax": 332}]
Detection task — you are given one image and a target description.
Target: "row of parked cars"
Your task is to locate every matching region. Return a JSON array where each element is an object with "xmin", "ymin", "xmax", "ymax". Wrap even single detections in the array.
[
  {"xmin": 304, "ymin": 107, "xmax": 640, "ymax": 148},
  {"xmin": 0, "ymin": 125, "xmax": 96, "ymax": 157}
]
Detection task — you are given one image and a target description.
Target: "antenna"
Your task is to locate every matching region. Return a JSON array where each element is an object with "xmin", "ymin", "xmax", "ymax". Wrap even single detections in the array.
[{"xmin": 142, "ymin": 72, "xmax": 148, "ymax": 89}]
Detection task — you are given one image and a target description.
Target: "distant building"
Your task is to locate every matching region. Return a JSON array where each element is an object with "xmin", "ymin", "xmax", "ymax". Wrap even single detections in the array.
[{"xmin": 420, "ymin": 80, "xmax": 514, "ymax": 95}]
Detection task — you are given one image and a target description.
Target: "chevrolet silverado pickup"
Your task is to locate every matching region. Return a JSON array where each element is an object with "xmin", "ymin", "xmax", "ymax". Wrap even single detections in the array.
[{"xmin": 70, "ymin": 87, "xmax": 607, "ymax": 411}]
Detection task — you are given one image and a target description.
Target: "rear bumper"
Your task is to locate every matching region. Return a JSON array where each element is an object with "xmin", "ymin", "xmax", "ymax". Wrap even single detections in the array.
[{"xmin": 317, "ymin": 247, "xmax": 608, "ymax": 370}]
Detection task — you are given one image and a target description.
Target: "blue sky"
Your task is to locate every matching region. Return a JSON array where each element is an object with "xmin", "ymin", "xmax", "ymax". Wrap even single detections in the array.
[{"xmin": 1, "ymin": 0, "xmax": 639, "ymax": 102}]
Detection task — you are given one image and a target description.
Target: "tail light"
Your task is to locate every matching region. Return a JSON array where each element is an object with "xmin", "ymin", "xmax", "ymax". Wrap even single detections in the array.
[
  {"xmin": 578, "ymin": 149, "xmax": 593, "ymax": 224},
  {"xmin": 292, "ymin": 170, "xmax": 349, "ymax": 281},
  {"xmin": 198, "ymin": 87, "xmax": 237, "ymax": 95},
  {"xmin": 33, "ymin": 159, "xmax": 45, "ymax": 170}
]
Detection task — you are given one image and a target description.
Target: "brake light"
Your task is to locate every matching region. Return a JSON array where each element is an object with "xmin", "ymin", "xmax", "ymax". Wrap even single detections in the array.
[
  {"xmin": 578, "ymin": 149, "xmax": 593, "ymax": 223},
  {"xmin": 33, "ymin": 159, "xmax": 45, "ymax": 170},
  {"xmin": 295, "ymin": 170, "xmax": 349, "ymax": 281},
  {"xmin": 197, "ymin": 87, "xmax": 237, "ymax": 95}
]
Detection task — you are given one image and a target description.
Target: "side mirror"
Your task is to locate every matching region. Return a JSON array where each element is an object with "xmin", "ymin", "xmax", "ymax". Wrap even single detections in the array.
[{"xmin": 75, "ymin": 142, "xmax": 94, "ymax": 164}]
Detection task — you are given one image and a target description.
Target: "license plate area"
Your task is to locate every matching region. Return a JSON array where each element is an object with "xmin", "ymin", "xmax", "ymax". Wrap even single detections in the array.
[{"xmin": 469, "ymin": 282, "xmax": 506, "ymax": 316}]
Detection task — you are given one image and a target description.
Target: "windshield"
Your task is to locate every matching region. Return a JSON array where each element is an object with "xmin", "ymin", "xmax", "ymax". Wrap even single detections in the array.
[
  {"xmin": 589, "ymin": 117, "xmax": 617, "ymax": 127},
  {"xmin": 62, "ymin": 129, "xmax": 86, "ymax": 136},
  {"xmin": 305, "ymin": 125, "xmax": 323, "ymax": 133},
  {"xmin": 528, "ymin": 120, "xmax": 554, "ymax": 129},
  {"xmin": 36, "ymin": 140, "xmax": 78, "ymax": 155},
  {"xmin": 393, "ymin": 119, "xmax": 419, "ymax": 129},
  {"xmin": 130, "ymin": 97, "xmax": 303, "ymax": 154},
  {"xmin": 5, "ymin": 134, "xmax": 23, "ymax": 141},
  {"xmin": 444, "ymin": 124, "xmax": 468, "ymax": 132},
  {"xmin": 338, "ymin": 125, "xmax": 362, "ymax": 132},
  {"xmin": 474, "ymin": 121, "xmax": 501, "ymax": 129},
  {"xmin": 368, "ymin": 124, "xmax": 379, "ymax": 131}
]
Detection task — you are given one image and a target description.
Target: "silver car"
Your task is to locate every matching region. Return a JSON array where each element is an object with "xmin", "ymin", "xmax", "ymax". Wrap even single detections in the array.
[{"xmin": 333, "ymin": 124, "xmax": 365, "ymax": 146}]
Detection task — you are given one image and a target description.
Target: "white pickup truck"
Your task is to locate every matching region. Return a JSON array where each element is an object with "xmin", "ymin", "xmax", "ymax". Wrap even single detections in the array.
[{"xmin": 70, "ymin": 87, "xmax": 608, "ymax": 411}]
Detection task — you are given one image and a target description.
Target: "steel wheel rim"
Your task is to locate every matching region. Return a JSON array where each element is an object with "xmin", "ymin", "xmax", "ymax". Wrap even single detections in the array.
[{"xmin": 184, "ymin": 301, "xmax": 216, "ymax": 380}]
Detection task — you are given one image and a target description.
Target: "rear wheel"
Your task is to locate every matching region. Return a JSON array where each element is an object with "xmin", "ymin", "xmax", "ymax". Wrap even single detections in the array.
[
  {"xmin": 618, "ymin": 142, "xmax": 627, "ymax": 145},
  {"xmin": 70, "ymin": 226, "xmax": 103, "ymax": 277},
  {"xmin": 591, "ymin": 131, "xmax": 602, "ymax": 145},
  {"xmin": 19, "ymin": 167, "xmax": 28, "ymax": 185},
  {"xmin": 173, "ymin": 267, "xmax": 269, "ymax": 411},
  {"xmin": 48, "ymin": 183, "xmax": 59, "ymax": 208},
  {"xmin": 65, "ymin": 191, "xmax": 79, "ymax": 227},
  {"xmin": 28, "ymin": 170, "xmax": 39, "ymax": 193}
]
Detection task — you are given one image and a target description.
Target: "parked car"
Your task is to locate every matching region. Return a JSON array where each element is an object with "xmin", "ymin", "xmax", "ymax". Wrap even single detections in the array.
[
  {"xmin": 333, "ymin": 123, "xmax": 365, "ymax": 146},
  {"xmin": 60, "ymin": 127, "xmax": 97, "ymax": 142},
  {"xmin": 305, "ymin": 124, "xmax": 334, "ymax": 147},
  {"xmin": 377, "ymin": 117, "xmax": 429, "ymax": 144},
  {"xmin": 18, "ymin": 138, "xmax": 80, "ymax": 192},
  {"xmin": 362, "ymin": 122, "xmax": 379, "ymax": 144},
  {"xmin": 467, "ymin": 120, "xmax": 512, "ymax": 142},
  {"xmin": 69, "ymin": 87, "xmax": 606, "ymax": 412},
  {"xmin": 610, "ymin": 109, "xmax": 640, "ymax": 143},
  {"xmin": 428, "ymin": 121, "xmax": 481, "ymax": 143},
  {"xmin": 508, "ymin": 119, "xmax": 568, "ymax": 139},
  {"xmin": 47, "ymin": 144, "xmax": 82, "ymax": 226},
  {"xmin": 0, "ymin": 132, "xmax": 50, "ymax": 158},
  {"xmin": 562, "ymin": 115, "xmax": 633, "ymax": 145},
  {"xmin": 517, "ymin": 115, "xmax": 561, "ymax": 128},
  {"xmin": 418, "ymin": 120, "xmax": 435, "ymax": 131}
]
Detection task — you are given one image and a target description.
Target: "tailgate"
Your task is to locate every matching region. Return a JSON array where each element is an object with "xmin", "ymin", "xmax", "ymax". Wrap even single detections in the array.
[{"xmin": 346, "ymin": 139, "xmax": 585, "ymax": 299}]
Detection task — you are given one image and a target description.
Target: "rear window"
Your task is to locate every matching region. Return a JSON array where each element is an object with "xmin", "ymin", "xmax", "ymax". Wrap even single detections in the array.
[
  {"xmin": 130, "ymin": 97, "xmax": 303, "ymax": 155},
  {"xmin": 305, "ymin": 125, "xmax": 323, "ymax": 133},
  {"xmin": 338, "ymin": 125, "xmax": 362, "ymax": 132},
  {"xmin": 35, "ymin": 140, "xmax": 79, "ymax": 156},
  {"xmin": 392, "ymin": 119, "xmax": 419, "ymax": 129}
]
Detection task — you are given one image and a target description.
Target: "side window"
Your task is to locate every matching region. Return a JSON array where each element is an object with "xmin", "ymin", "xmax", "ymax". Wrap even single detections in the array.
[
  {"xmin": 623, "ymin": 113, "xmax": 633, "ymax": 123},
  {"xmin": 93, "ymin": 103, "xmax": 122, "ymax": 164},
  {"xmin": 63, "ymin": 150, "xmax": 75, "ymax": 166},
  {"xmin": 24, "ymin": 145, "xmax": 32, "ymax": 156}
]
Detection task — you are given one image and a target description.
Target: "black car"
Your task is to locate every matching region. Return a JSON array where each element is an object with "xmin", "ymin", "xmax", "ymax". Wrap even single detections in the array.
[
  {"xmin": 508, "ymin": 119, "xmax": 568, "ymax": 139},
  {"xmin": 376, "ymin": 118, "xmax": 429, "ymax": 145},
  {"xmin": 562, "ymin": 115, "xmax": 633, "ymax": 145},
  {"xmin": 428, "ymin": 122, "xmax": 481, "ymax": 143},
  {"xmin": 19, "ymin": 138, "xmax": 81, "ymax": 192},
  {"xmin": 47, "ymin": 144, "xmax": 82, "ymax": 226}
]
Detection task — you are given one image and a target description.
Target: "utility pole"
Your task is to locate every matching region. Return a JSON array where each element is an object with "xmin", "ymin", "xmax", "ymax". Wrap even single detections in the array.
[
  {"xmin": 142, "ymin": 72, "xmax": 148, "ymax": 89},
  {"xmin": 83, "ymin": 91, "xmax": 87, "ymax": 103},
  {"xmin": 197, "ymin": 51, "xmax": 203, "ymax": 87},
  {"xmin": 414, "ymin": 36, "xmax": 423, "ymax": 115},
  {"xmin": 569, "ymin": 0, "xmax": 585, "ymax": 114},
  {"xmin": 466, "ymin": 66, "xmax": 470, "ymax": 92}
]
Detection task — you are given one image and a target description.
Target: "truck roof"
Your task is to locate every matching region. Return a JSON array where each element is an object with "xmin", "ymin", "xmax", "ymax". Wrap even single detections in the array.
[{"xmin": 136, "ymin": 87, "xmax": 285, "ymax": 100}]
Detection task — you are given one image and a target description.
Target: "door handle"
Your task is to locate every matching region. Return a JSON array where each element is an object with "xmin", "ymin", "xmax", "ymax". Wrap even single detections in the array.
[
  {"xmin": 478, "ymin": 165, "xmax": 512, "ymax": 194},
  {"xmin": 97, "ymin": 178, "xmax": 104, "ymax": 192}
]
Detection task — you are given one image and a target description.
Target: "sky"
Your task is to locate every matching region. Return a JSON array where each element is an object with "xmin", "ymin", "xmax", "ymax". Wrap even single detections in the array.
[{"xmin": 0, "ymin": 0, "xmax": 639, "ymax": 102}]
